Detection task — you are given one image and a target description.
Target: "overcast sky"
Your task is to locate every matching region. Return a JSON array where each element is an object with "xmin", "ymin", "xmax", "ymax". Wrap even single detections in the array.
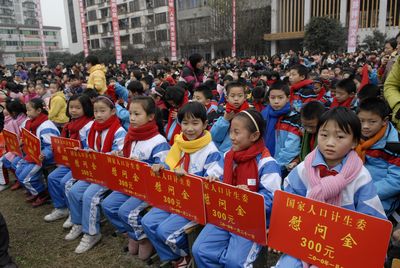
[{"xmin": 41, "ymin": 0, "xmax": 69, "ymax": 48}]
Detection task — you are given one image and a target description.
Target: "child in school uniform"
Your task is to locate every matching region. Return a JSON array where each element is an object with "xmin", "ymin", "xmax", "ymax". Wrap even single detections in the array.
[
  {"xmin": 14, "ymin": 98, "xmax": 60, "ymax": 207},
  {"xmin": 356, "ymin": 98, "xmax": 400, "ymax": 215},
  {"xmin": 211, "ymin": 81, "xmax": 249, "ymax": 153},
  {"xmin": 48, "ymin": 81, "xmax": 69, "ymax": 130},
  {"xmin": 164, "ymin": 86, "xmax": 188, "ymax": 145},
  {"xmin": 192, "ymin": 109, "xmax": 282, "ymax": 268},
  {"xmin": 35, "ymin": 84, "xmax": 51, "ymax": 110},
  {"xmin": 101, "ymin": 96, "xmax": 170, "ymax": 260},
  {"xmin": 0, "ymin": 98, "xmax": 27, "ymax": 191},
  {"xmin": 192, "ymin": 84, "xmax": 219, "ymax": 128},
  {"xmin": 289, "ymin": 64, "xmax": 315, "ymax": 112},
  {"xmin": 141, "ymin": 102, "xmax": 223, "ymax": 267},
  {"xmin": 330, "ymin": 78, "xmax": 357, "ymax": 109},
  {"xmin": 275, "ymin": 107, "xmax": 386, "ymax": 267},
  {"xmin": 66, "ymin": 95, "xmax": 126, "ymax": 254},
  {"xmin": 261, "ymin": 81, "xmax": 302, "ymax": 177},
  {"xmin": 44, "ymin": 95, "xmax": 94, "ymax": 223}
]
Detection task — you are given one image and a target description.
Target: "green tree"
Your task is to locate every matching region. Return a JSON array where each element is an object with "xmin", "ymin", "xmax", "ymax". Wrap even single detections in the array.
[
  {"xmin": 361, "ymin": 30, "xmax": 386, "ymax": 51},
  {"xmin": 303, "ymin": 17, "xmax": 347, "ymax": 53}
]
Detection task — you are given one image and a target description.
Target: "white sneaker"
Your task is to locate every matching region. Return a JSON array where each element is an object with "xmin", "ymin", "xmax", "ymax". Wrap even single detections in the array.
[
  {"xmin": 75, "ymin": 233, "xmax": 102, "ymax": 254},
  {"xmin": 65, "ymin": 224, "xmax": 82, "ymax": 241},
  {"xmin": 0, "ymin": 184, "xmax": 9, "ymax": 192},
  {"xmin": 63, "ymin": 215, "xmax": 73, "ymax": 229},
  {"xmin": 44, "ymin": 208, "xmax": 69, "ymax": 222}
]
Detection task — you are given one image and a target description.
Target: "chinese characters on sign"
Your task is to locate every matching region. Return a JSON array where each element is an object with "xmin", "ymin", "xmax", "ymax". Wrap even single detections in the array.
[
  {"xmin": 3, "ymin": 130, "xmax": 22, "ymax": 157},
  {"xmin": 109, "ymin": 0, "xmax": 123, "ymax": 64},
  {"xmin": 168, "ymin": 0, "xmax": 177, "ymax": 61},
  {"xmin": 347, "ymin": 0, "xmax": 360, "ymax": 53},
  {"xmin": 51, "ymin": 137, "xmax": 81, "ymax": 166},
  {"xmin": 78, "ymin": 0, "xmax": 89, "ymax": 57},
  {"xmin": 21, "ymin": 128, "xmax": 41, "ymax": 166},
  {"xmin": 268, "ymin": 191, "xmax": 392, "ymax": 268}
]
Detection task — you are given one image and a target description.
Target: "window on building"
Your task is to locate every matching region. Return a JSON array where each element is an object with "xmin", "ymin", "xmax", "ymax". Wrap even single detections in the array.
[
  {"xmin": 6, "ymin": 41, "xmax": 19, "ymax": 46},
  {"xmin": 155, "ymin": 12, "xmax": 166, "ymax": 25},
  {"xmin": 90, "ymin": 39, "xmax": 100, "ymax": 49},
  {"xmin": 145, "ymin": 31, "xmax": 155, "ymax": 42},
  {"xmin": 119, "ymin": 19, "xmax": 129, "ymax": 30},
  {"xmin": 129, "ymin": 0, "xmax": 140, "ymax": 12},
  {"xmin": 132, "ymin": 33, "xmax": 142, "ymax": 44},
  {"xmin": 67, "ymin": 0, "xmax": 78, "ymax": 43},
  {"xmin": 100, "ymin": 8, "xmax": 109, "ymax": 19},
  {"xmin": 156, "ymin": 29, "xmax": 167, "ymax": 41},
  {"xmin": 120, "ymin": 35, "xmax": 130, "ymax": 46},
  {"xmin": 131, "ymin": 17, "xmax": 141, "ymax": 28},
  {"xmin": 86, "ymin": 0, "xmax": 95, "ymax": 7},
  {"xmin": 117, "ymin": 3, "xmax": 128, "ymax": 14},
  {"xmin": 89, "ymin": 25, "xmax": 98, "ymax": 34},
  {"xmin": 102, "ymin": 22, "xmax": 112, "ymax": 33},
  {"xmin": 154, "ymin": 0, "xmax": 166, "ymax": 8},
  {"xmin": 147, "ymin": 15, "xmax": 154, "ymax": 26},
  {"xmin": 177, "ymin": 0, "xmax": 203, "ymax": 10},
  {"xmin": 87, "ymin": 10, "xmax": 97, "ymax": 21}
]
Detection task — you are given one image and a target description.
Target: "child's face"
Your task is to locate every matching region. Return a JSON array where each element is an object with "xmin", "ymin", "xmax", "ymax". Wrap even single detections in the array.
[
  {"xmin": 313, "ymin": 82, "xmax": 322, "ymax": 94},
  {"xmin": 23, "ymin": 88, "xmax": 28, "ymax": 96},
  {"xmin": 181, "ymin": 114, "xmax": 207, "ymax": 141},
  {"xmin": 227, "ymin": 87, "xmax": 246, "ymax": 108},
  {"xmin": 36, "ymin": 86, "xmax": 46, "ymax": 96},
  {"xmin": 320, "ymin": 69, "xmax": 330, "ymax": 80},
  {"xmin": 49, "ymin": 84, "xmax": 58, "ymax": 95},
  {"xmin": 26, "ymin": 102, "xmax": 42, "ymax": 119},
  {"xmin": 289, "ymin": 69, "xmax": 304, "ymax": 85},
  {"xmin": 358, "ymin": 110, "xmax": 386, "ymax": 139},
  {"xmin": 68, "ymin": 99, "xmax": 85, "ymax": 119},
  {"xmin": 129, "ymin": 102, "xmax": 154, "ymax": 128},
  {"xmin": 28, "ymin": 85, "xmax": 35, "ymax": 93},
  {"xmin": 192, "ymin": 91, "xmax": 209, "ymax": 107},
  {"xmin": 335, "ymin": 87, "xmax": 352, "ymax": 103},
  {"xmin": 140, "ymin": 81, "xmax": 149, "ymax": 90},
  {"xmin": 230, "ymin": 117, "xmax": 258, "ymax": 152},
  {"xmin": 301, "ymin": 117, "xmax": 319, "ymax": 134},
  {"xmin": 268, "ymin": 89, "xmax": 289, "ymax": 111},
  {"xmin": 93, "ymin": 101, "xmax": 115, "ymax": 123},
  {"xmin": 317, "ymin": 120, "xmax": 356, "ymax": 167}
]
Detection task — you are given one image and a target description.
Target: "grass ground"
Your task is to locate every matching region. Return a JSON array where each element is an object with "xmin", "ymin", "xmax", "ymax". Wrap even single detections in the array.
[{"xmin": 0, "ymin": 182, "xmax": 280, "ymax": 268}]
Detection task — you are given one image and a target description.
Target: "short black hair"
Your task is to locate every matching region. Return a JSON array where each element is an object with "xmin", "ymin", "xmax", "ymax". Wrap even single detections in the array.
[
  {"xmin": 252, "ymin": 86, "xmax": 266, "ymax": 99},
  {"xmin": 357, "ymin": 84, "xmax": 380, "ymax": 102},
  {"xmin": 203, "ymin": 79, "xmax": 217, "ymax": 91},
  {"xmin": 140, "ymin": 75, "xmax": 153, "ymax": 86},
  {"xmin": 67, "ymin": 94, "xmax": 94, "ymax": 118},
  {"xmin": 131, "ymin": 96, "xmax": 165, "ymax": 136},
  {"xmin": 336, "ymin": 78, "xmax": 356, "ymax": 94},
  {"xmin": 233, "ymin": 108, "xmax": 265, "ymax": 139},
  {"xmin": 127, "ymin": 80, "xmax": 144, "ymax": 95},
  {"xmin": 189, "ymin": 53, "xmax": 203, "ymax": 69},
  {"xmin": 357, "ymin": 97, "xmax": 391, "ymax": 119},
  {"xmin": 386, "ymin": 38, "xmax": 397, "ymax": 50},
  {"xmin": 268, "ymin": 81, "xmax": 290, "ymax": 96},
  {"xmin": 5, "ymin": 97, "xmax": 26, "ymax": 117},
  {"xmin": 178, "ymin": 101, "xmax": 207, "ymax": 123},
  {"xmin": 301, "ymin": 101, "xmax": 325, "ymax": 120},
  {"xmin": 317, "ymin": 107, "xmax": 361, "ymax": 143},
  {"xmin": 194, "ymin": 84, "xmax": 213, "ymax": 100},
  {"xmin": 225, "ymin": 81, "xmax": 245, "ymax": 95},
  {"xmin": 28, "ymin": 98, "xmax": 48, "ymax": 115},
  {"xmin": 165, "ymin": 86, "xmax": 185, "ymax": 106},
  {"xmin": 82, "ymin": 88, "xmax": 99, "ymax": 99},
  {"xmin": 85, "ymin": 55, "xmax": 99, "ymax": 66},
  {"xmin": 290, "ymin": 64, "xmax": 309, "ymax": 78}
]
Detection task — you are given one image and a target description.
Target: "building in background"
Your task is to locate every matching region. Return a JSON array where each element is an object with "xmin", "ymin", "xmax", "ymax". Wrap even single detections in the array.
[
  {"xmin": 64, "ymin": 0, "xmax": 84, "ymax": 54},
  {"xmin": 265, "ymin": 0, "xmax": 400, "ymax": 54},
  {"xmin": 0, "ymin": 0, "xmax": 63, "ymax": 64}
]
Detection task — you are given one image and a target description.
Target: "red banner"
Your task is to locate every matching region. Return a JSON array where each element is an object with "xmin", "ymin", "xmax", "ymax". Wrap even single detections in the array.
[
  {"xmin": 21, "ymin": 128, "xmax": 41, "ymax": 166},
  {"xmin": 78, "ymin": 0, "xmax": 89, "ymax": 57},
  {"xmin": 3, "ymin": 130, "xmax": 22, "ymax": 157},
  {"xmin": 110, "ymin": 0, "xmax": 122, "ymax": 64},
  {"xmin": 51, "ymin": 137, "xmax": 81, "ymax": 166},
  {"xmin": 102, "ymin": 154, "xmax": 148, "ymax": 200},
  {"xmin": 347, "ymin": 0, "xmax": 360, "ymax": 53},
  {"xmin": 268, "ymin": 191, "xmax": 392, "ymax": 268},
  {"xmin": 35, "ymin": 0, "xmax": 47, "ymax": 65},
  {"xmin": 65, "ymin": 148, "xmax": 107, "ymax": 186},
  {"xmin": 145, "ymin": 167, "xmax": 206, "ymax": 224},
  {"xmin": 168, "ymin": 0, "xmax": 177, "ymax": 61},
  {"xmin": 203, "ymin": 180, "xmax": 267, "ymax": 245}
]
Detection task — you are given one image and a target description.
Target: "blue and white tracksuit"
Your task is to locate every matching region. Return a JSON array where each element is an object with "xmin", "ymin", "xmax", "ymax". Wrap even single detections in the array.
[
  {"xmin": 141, "ymin": 142, "xmax": 223, "ymax": 261},
  {"xmin": 363, "ymin": 122, "xmax": 400, "ymax": 215},
  {"xmin": 68, "ymin": 126, "xmax": 126, "ymax": 235},
  {"xmin": 193, "ymin": 152, "xmax": 282, "ymax": 268},
  {"xmin": 15, "ymin": 120, "xmax": 60, "ymax": 195},
  {"xmin": 211, "ymin": 116, "xmax": 231, "ymax": 153},
  {"xmin": 101, "ymin": 134, "xmax": 170, "ymax": 239},
  {"xmin": 275, "ymin": 149, "xmax": 386, "ymax": 267},
  {"xmin": 47, "ymin": 121, "xmax": 93, "ymax": 209}
]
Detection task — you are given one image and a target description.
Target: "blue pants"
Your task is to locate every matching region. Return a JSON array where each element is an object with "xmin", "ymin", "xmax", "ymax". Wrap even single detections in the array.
[
  {"xmin": 15, "ymin": 159, "xmax": 43, "ymax": 196},
  {"xmin": 275, "ymin": 254, "xmax": 303, "ymax": 267},
  {"xmin": 11, "ymin": 156, "xmax": 22, "ymax": 171},
  {"xmin": 68, "ymin": 180, "xmax": 109, "ymax": 235},
  {"xmin": 192, "ymin": 224, "xmax": 261, "ymax": 268},
  {"xmin": 101, "ymin": 191, "xmax": 130, "ymax": 233},
  {"xmin": 141, "ymin": 208, "xmax": 196, "ymax": 261},
  {"xmin": 2, "ymin": 157, "xmax": 12, "ymax": 169},
  {"xmin": 118, "ymin": 196, "xmax": 149, "ymax": 240},
  {"xmin": 47, "ymin": 166, "xmax": 72, "ymax": 209}
]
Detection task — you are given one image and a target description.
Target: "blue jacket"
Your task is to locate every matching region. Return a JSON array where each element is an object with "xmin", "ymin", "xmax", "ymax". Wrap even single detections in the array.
[
  {"xmin": 210, "ymin": 116, "xmax": 231, "ymax": 153},
  {"xmin": 364, "ymin": 122, "xmax": 400, "ymax": 215}
]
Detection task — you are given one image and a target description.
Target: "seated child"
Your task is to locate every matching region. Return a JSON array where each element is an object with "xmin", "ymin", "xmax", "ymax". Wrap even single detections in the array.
[
  {"xmin": 165, "ymin": 86, "xmax": 188, "ymax": 145},
  {"xmin": 192, "ymin": 84, "xmax": 219, "ymax": 128},
  {"xmin": 251, "ymin": 86, "xmax": 267, "ymax": 112},
  {"xmin": 35, "ymin": 84, "xmax": 51, "ymax": 109},
  {"xmin": 193, "ymin": 109, "xmax": 281, "ymax": 268},
  {"xmin": 275, "ymin": 107, "xmax": 386, "ymax": 267},
  {"xmin": 356, "ymin": 98, "xmax": 400, "ymax": 215},
  {"xmin": 330, "ymin": 78, "xmax": 357, "ymax": 109},
  {"xmin": 289, "ymin": 64, "xmax": 314, "ymax": 112}
]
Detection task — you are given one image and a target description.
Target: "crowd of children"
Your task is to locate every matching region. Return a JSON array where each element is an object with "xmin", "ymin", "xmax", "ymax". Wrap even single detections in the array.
[{"xmin": 0, "ymin": 47, "xmax": 399, "ymax": 268}]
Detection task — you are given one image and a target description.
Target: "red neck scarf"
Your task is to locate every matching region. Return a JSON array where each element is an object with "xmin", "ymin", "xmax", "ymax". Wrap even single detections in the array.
[
  {"xmin": 87, "ymin": 115, "xmax": 121, "ymax": 152},
  {"xmin": 123, "ymin": 121, "xmax": 160, "ymax": 157},
  {"xmin": 316, "ymin": 87, "xmax": 326, "ymax": 101},
  {"xmin": 61, "ymin": 116, "xmax": 92, "ymax": 140},
  {"xmin": 290, "ymin": 79, "xmax": 314, "ymax": 102},
  {"xmin": 330, "ymin": 96, "xmax": 354, "ymax": 108},
  {"xmin": 25, "ymin": 113, "xmax": 48, "ymax": 135},
  {"xmin": 166, "ymin": 95, "xmax": 189, "ymax": 145},
  {"xmin": 253, "ymin": 101, "xmax": 265, "ymax": 112},
  {"xmin": 317, "ymin": 165, "xmax": 338, "ymax": 178},
  {"xmin": 225, "ymin": 101, "xmax": 249, "ymax": 114},
  {"xmin": 223, "ymin": 139, "xmax": 267, "ymax": 192}
]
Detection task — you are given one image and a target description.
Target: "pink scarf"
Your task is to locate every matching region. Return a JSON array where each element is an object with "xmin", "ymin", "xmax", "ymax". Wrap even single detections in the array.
[{"xmin": 304, "ymin": 148, "xmax": 363, "ymax": 206}]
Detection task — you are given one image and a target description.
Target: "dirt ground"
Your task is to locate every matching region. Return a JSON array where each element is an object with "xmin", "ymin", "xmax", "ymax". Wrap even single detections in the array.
[{"xmin": 0, "ymin": 183, "xmax": 280, "ymax": 268}]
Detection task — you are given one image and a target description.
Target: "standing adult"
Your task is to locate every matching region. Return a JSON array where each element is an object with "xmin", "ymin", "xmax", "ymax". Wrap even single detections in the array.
[{"xmin": 181, "ymin": 53, "xmax": 204, "ymax": 93}]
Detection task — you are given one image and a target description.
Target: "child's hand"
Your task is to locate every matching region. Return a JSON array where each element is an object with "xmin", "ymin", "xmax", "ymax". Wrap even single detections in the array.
[
  {"xmin": 111, "ymin": 150, "xmax": 123, "ymax": 157},
  {"xmin": 130, "ymin": 156, "xmax": 139, "ymax": 160},
  {"xmin": 286, "ymin": 162, "xmax": 298, "ymax": 171},
  {"xmin": 236, "ymin": 184, "xmax": 249, "ymax": 191},
  {"xmin": 39, "ymin": 153, "xmax": 45, "ymax": 161},
  {"xmin": 151, "ymin": 164, "xmax": 164, "ymax": 175},
  {"xmin": 73, "ymin": 147, "xmax": 80, "ymax": 151},
  {"xmin": 170, "ymin": 110, "xmax": 178, "ymax": 120},
  {"xmin": 206, "ymin": 176, "xmax": 219, "ymax": 182},
  {"xmin": 174, "ymin": 167, "xmax": 187, "ymax": 178},
  {"xmin": 224, "ymin": 111, "xmax": 235, "ymax": 121},
  {"xmin": 266, "ymin": 229, "xmax": 281, "ymax": 254},
  {"xmin": 86, "ymin": 148, "xmax": 95, "ymax": 152}
]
